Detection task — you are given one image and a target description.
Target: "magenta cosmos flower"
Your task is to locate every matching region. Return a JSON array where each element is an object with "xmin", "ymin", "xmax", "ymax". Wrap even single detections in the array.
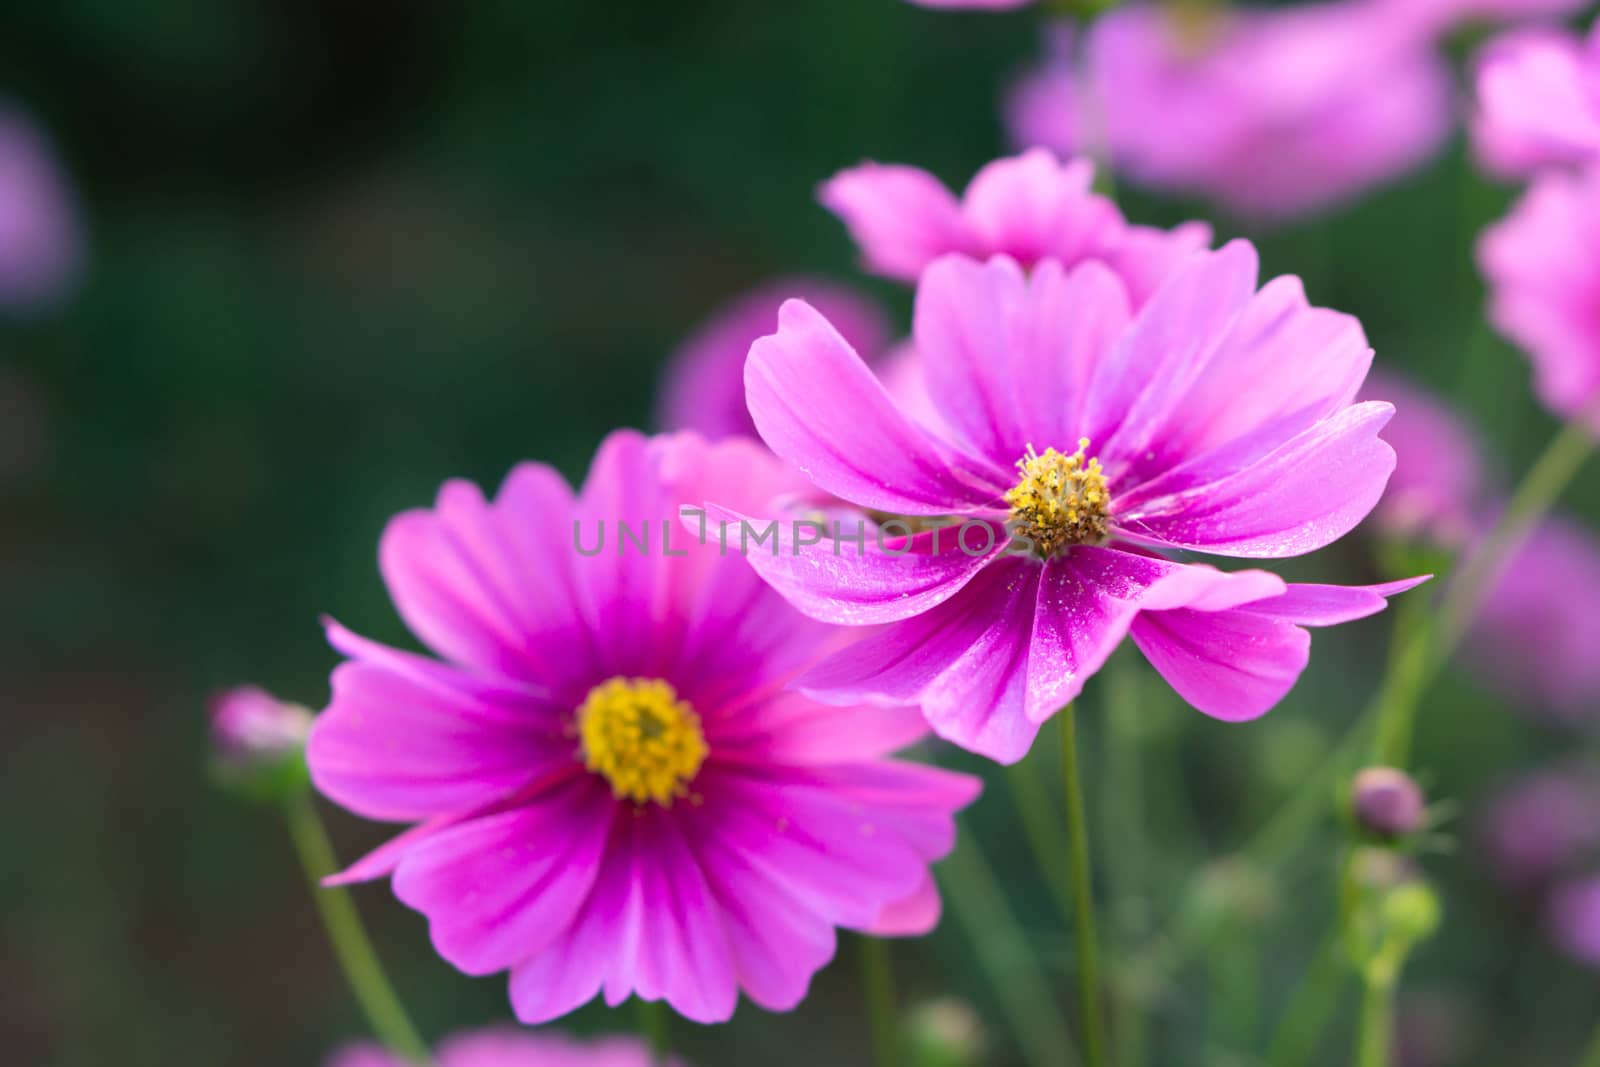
[
  {"xmin": 1550, "ymin": 876, "xmax": 1600, "ymax": 967},
  {"xmin": 1357, "ymin": 371, "xmax": 1489, "ymax": 550},
  {"xmin": 330, "ymin": 1028, "xmax": 686, "ymax": 1067},
  {"xmin": 1473, "ymin": 21, "xmax": 1600, "ymax": 178},
  {"xmin": 821, "ymin": 149, "xmax": 1209, "ymax": 306},
  {"xmin": 1467, "ymin": 515, "xmax": 1600, "ymax": 718},
  {"xmin": 0, "ymin": 102, "xmax": 81, "ymax": 311},
  {"xmin": 657, "ymin": 278, "xmax": 890, "ymax": 441},
  {"xmin": 710, "ymin": 243, "xmax": 1422, "ymax": 762},
  {"xmin": 1481, "ymin": 766, "xmax": 1600, "ymax": 888},
  {"xmin": 1478, "ymin": 166, "xmax": 1600, "ymax": 434},
  {"xmin": 1007, "ymin": 5, "xmax": 1454, "ymax": 222},
  {"xmin": 307, "ymin": 430, "xmax": 980, "ymax": 1023}
]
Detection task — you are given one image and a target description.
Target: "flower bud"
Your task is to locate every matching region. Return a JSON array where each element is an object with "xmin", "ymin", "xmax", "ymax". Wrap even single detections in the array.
[
  {"xmin": 1383, "ymin": 883, "xmax": 1442, "ymax": 945},
  {"xmin": 907, "ymin": 997, "xmax": 985, "ymax": 1067},
  {"xmin": 210, "ymin": 685, "xmax": 312, "ymax": 798},
  {"xmin": 1352, "ymin": 766, "xmax": 1426, "ymax": 838}
]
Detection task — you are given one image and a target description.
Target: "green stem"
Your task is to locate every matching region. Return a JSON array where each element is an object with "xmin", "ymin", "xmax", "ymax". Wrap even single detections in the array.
[
  {"xmin": 939, "ymin": 824, "xmax": 1082, "ymax": 1067},
  {"xmin": 1266, "ymin": 932, "xmax": 1348, "ymax": 1067},
  {"xmin": 1061, "ymin": 702, "xmax": 1108, "ymax": 1067},
  {"xmin": 282, "ymin": 792, "xmax": 431, "ymax": 1066},
  {"xmin": 1432, "ymin": 415, "xmax": 1596, "ymax": 663},
  {"xmin": 1369, "ymin": 589, "xmax": 1434, "ymax": 768},
  {"xmin": 1005, "ymin": 733, "xmax": 1078, "ymax": 930},
  {"xmin": 860, "ymin": 937, "xmax": 902, "ymax": 1067},
  {"xmin": 1104, "ymin": 659, "xmax": 1148, "ymax": 1067},
  {"xmin": 636, "ymin": 999, "xmax": 669, "ymax": 1066},
  {"xmin": 1354, "ymin": 976, "xmax": 1394, "ymax": 1067}
]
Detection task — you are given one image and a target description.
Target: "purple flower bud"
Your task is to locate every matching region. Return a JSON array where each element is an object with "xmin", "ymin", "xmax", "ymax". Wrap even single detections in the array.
[
  {"xmin": 210, "ymin": 685, "xmax": 311, "ymax": 771},
  {"xmin": 1353, "ymin": 766, "xmax": 1426, "ymax": 837}
]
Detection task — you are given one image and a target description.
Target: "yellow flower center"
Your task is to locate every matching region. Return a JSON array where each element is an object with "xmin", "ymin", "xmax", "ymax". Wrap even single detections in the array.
[
  {"xmin": 577, "ymin": 677, "xmax": 708, "ymax": 806},
  {"xmin": 1004, "ymin": 438, "xmax": 1111, "ymax": 558}
]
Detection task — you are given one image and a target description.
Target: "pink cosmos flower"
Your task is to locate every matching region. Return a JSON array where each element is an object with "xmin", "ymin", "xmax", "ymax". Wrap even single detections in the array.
[
  {"xmin": 329, "ymin": 1028, "xmax": 686, "ymax": 1067},
  {"xmin": 713, "ymin": 242, "xmax": 1421, "ymax": 762},
  {"xmin": 1468, "ymin": 516, "xmax": 1600, "ymax": 718},
  {"xmin": 1472, "ymin": 22, "xmax": 1600, "ymax": 178},
  {"xmin": 0, "ymin": 102, "xmax": 81, "ymax": 311},
  {"xmin": 1357, "ymin": 371, "xmax": 1488, "ymax": 549},
  {"xmin": 657, "ymin": 278, "xmax": 891, "ymax": 441},
  {"xmin": 1480, "ymin": 766, "xmax": 1600, "ymax": 888},
  {"xmin": 307, "ymin": 430, "xmax": 980, "ymax": 1023},
  {"xmin": 1007, "ymin": 5, "xmax": 1454, "ymax": 222},
  {"xmin": 1390, "ymin": 0, "xmax": 1588, "ymax": 42},
  {"xmin": 1549, "ymin": 876, "xmax": 1600, "ymax": 967},
  {"xmin": 820, "ymin": 149, "xmax": 1210, "ymax": 305},
  {"xmin": 1477, "ymin": 166, "xmax": 1600, "ymax": 434}
]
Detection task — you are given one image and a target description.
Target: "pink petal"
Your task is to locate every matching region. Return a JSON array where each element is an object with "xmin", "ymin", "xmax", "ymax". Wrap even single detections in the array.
[
  {"xmin": 378, "ymin": 463, "xmax": 594, "ymax": 685},
  {"xmin": 1240, "ymin": 577, "xmax": 1430, "ymax": 626},
  {"xmin": 1113, "ymin": 400, "xmax": 1397, "ymax": 558},
  {"xmin": 819, "ymin": 162, "xmax": 972, "ymax": 282},
  {"xmin": 390, "ymin": 780, "xmax": 613, "ymax": 976},
  {"xmin": 1131, "ymin": 607, "xmax": 1311, "ymax": 722},
  {"xmin": 869, "ymin": 873, "xmax": 943, "ymax": 937},
  {"xmin": 958, "ymin": 150, "xmax": 1118, "ymax": 267},
  {"xmin": 1088, "ymin": 242, "xmax": 1262, "ymax": 464},
  {"xmin": 657, "ymin": 277, "xmax": 891, "ymax": 441},
  {"xmin": 746, "ymin": 300, "xmax": 1008, "ymax": 515},
  {"xmin": 913, "ymin": 254, "xmax": 1132, "ymax": 461},
  {"xmin": 308, "ymin": 627, "xmax": 570, "ymax": 823},
  {"xmin": 701, "ymin": 502, "xmax": 1006, "ymax": 626},
  {"xmin": 801, "ymin": 557, "xmax": 1045, "ymax": 763}
]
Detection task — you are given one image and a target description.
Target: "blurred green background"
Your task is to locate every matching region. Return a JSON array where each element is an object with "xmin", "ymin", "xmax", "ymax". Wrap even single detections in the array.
[{"xmin": 3, "ymin": 2, "xmax": 1598, "ymax": 1065}]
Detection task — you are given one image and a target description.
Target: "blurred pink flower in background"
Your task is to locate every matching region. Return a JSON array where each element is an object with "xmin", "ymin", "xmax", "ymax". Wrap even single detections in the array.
[
  {"xmin": 330, "ymin": 1028, "xmax": 685, "ymax": 1067},
  {"xmin": 1358, "ymin": 370, "xmax": 1489, "ymax": 549},
  {"xmin": 657, "ymin": 278, "xmax": 890, "ymax": 441},
  {"xmin": 1472, "ymin": 21, "xmax": 1600, "ymax": 178},
  {"xmin": 1549, "ymin": 876, "xmax": 1600, "ymax": 967},
  {"xmin": 722, "ymin": 242, "xmax": 1421, "ymax": 762},
  {"xmin": 1481, "ymin": 766, "xmax": 1600, "ymax": 888},
  {"xmin": 1478, "ymin": 166, "xmax": 1600, "ymax": 434},
  {"xmin": 0, "ymin": 102, "xmax": 82, "ymax": 311},
  {"xmin": 308, "ymin": 431, "xmax": 980, "ymax": 1023},
  {"xmin": 820, "ymin": 149, "xmax": 1210, "ymax": 303},
  {"xmin": 1007, "ymin": 4, "xmax": 1454, "ymax": 223},
  {"xmin": 1468, "ymin": 516, "xmax": 1600, "ymax": 718}
]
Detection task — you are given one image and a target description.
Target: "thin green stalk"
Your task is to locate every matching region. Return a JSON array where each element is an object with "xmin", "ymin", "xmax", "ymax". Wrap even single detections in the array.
[
  {"xmin": 1581, "ymin": 1017, "xmax": 1600, "ymax": 1067},
  {"xmin": 1061, "ymin": 702, "xmax": 1108, "ymax": 1067},
  {"xmin": 1104, "ymin": 658, "xmax": 1149, "ymax": 1067},
  {"xmin": 1369, "ymin": 591, "xmax": 1434, "ymax": 768},
  {"xmin": 1354, "ymin": 976, "xmax": 1394, "ymax": 1067},
  {"xmin": 1266, "ymin": 931, "xmax": 1349, "ymax": 1067},
  {"xmin": 939, "ymin": 823, "xmax": 1081, "ymax": 1067},
  {"xmin": 283, "ymin": 792, "xmax": 431, "ymax": 1066},
  {"xmin": 1005, "ymin": 730, "xmax": 1078, "ymax": 930},
  {"xmin": 636, "ymin": 998, "xmax": 669, "ymax": 1066},
  {"xmin": 860, "ymin": 936, "xmax": 902, "ymax": 1067}
]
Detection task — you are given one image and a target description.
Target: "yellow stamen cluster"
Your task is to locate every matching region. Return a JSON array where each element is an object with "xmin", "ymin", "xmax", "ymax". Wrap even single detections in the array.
[
  {"xmin": 577, "ymin": 677, "xmax": 708, "ymax": 806},
  {"xmin": 1004, "ymin": 438, "xmax": 1110, "ymax": 558}
]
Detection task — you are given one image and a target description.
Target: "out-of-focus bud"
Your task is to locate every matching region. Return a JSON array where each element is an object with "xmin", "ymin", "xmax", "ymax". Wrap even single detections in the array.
[
  {"xmin": 1384, "ymin": 884, "xmax": 1443, "ymax": 945},
  {"xmin": 1349, "ymin": 845, "xmax": 1421, "ymax": 893},
  {"xmin": 907, "ymin": 997, "xmax": 986, "ymax": 1067},
  {"xmin": 210, "ymin": 685, "xmax": 313, "ymax": 799},
  {"xmin": 1352, "ymin": 766, "xmax": 1426, "ymax": 838}
]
